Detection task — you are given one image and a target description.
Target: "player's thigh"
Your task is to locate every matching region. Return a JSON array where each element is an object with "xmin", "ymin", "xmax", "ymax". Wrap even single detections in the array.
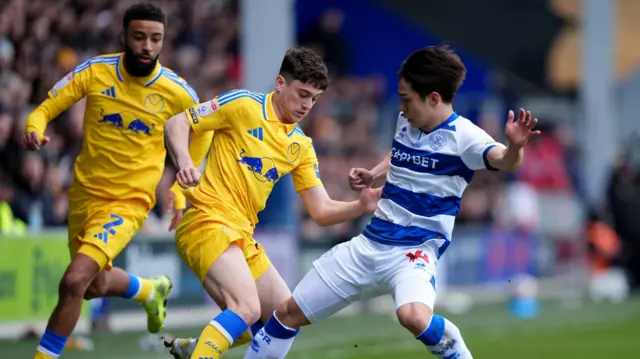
[
  {"xmin": 79, "ymin": 202, "xmax": 146, "ymax": 270},
  {"xmin": 292, "ymin": 267, "xmax": 354, "ymax": 324},
  {"xmin": 175, "ymin": 208, "xmax": 244, "ymax": 282},
  {"xmin": 254, "ymin": 264, "xmax": 291, "ymax": 324},
  {"xmin": 312, "ymin": 237, "xmax": 373, "ymax": 300},
  {"xmin": 385, "ymin": 246, "xmax": 438, "ymax": 311},
  {"xmin": 67, "ymin": 184, "xmax": 91, "ymax": 250},
  {"xmin": 202, "ymin": 243, "xmax": 261, "ymax": 323},
  {"xmin": 291, "ymin": 238, "xmax": 374, "ymax": 324}
]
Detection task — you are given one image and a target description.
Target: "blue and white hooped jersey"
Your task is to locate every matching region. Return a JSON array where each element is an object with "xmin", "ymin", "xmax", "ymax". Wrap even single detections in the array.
[{"xmin": 362, "ymin": 112, "xmax": 505, "ymax": 258}]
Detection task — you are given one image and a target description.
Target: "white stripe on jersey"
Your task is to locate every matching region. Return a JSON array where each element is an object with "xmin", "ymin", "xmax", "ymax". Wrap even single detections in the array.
[
  {"xmin": 363, "ymin": 112, "xmax": 502, "ymax": 258},
  {"xmin": 374, "ymin": 198, "xmax": 456, "ymax": 241},
  {"xmin": 386, "ymin": 163, "xmax": 467, "ymax": 198}
]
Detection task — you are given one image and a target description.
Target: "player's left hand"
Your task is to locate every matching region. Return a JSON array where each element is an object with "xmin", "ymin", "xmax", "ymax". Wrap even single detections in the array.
[
  {"xmin": 504, "ymin": 109, "xmax": 541, "ymax": 148},
  {"xmin": 359, "ymin": 186, "xmax": 383, "ymax": 213}
]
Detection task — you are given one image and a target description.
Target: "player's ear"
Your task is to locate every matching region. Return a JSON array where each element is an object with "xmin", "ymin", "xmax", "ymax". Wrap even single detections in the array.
[
  {"xmin": 427, "ymin": 92, "xmax": 440, "ymax": 107},
  {"xmin": 275, "ymin": 75, "xmax": 286, "ymax": 92}
]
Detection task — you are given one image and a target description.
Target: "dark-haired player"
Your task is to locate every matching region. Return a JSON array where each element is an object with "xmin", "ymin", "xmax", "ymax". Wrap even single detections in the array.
[
  {"xmin": 24, "ymin": 4, "xmax": 212, "ymax": 358},
  {"xmin": 162, "ymin": 47, "xmax": 381, "ymax": 359},
  {"xmin": 245, "ymin": 45, "xmax": 541, "ymax": 359}
]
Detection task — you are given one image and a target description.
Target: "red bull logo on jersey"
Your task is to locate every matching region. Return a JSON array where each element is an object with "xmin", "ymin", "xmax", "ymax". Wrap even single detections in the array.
[
  {"xmin": 237, "ymin": 149, "xmax": 279, "ymax": 183},
  {"xmin": 99, "ymin": 109, "xmax": 153, "ymax": 136}
]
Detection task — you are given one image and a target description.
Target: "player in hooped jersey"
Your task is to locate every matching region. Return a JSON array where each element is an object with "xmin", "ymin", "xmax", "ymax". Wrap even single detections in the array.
[{"xmin": 246, "ymin": 45, "xmax": 540, "ymax": 359}]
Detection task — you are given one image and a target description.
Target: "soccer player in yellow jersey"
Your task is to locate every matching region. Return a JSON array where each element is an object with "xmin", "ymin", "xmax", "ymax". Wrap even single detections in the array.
[
  {"xmin": 21, "ymin": 4, "xmax": 212, "ymax": 359},
  {"xmin": 162, "ymin": 48, "xmax": 382, "ymax": 359}
]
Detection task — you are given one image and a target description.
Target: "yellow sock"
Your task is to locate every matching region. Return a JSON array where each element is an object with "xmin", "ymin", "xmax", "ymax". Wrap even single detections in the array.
[
  {"xmin": 134, "ymin": 277, "xmax": 154, "ymax": 302},
  {"xmin": 123, "ymin": 274, "xmax": 154, "ymax": 303},
  {"xmin": 34, "ymin": 351, "xmax": 54, "ymax": 359},
  {"xmin": 230, "ymin": 330, "xmax": 253, "ymax": 348},
  {"xmin": 191, "ymin": 322, "xmax": 232, "ymax": 359}
]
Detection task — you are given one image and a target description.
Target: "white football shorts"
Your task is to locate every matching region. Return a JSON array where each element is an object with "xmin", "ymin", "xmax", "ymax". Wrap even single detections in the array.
[{"xmin": 293, "ymin": 234, "xmax": 438, "ymax": 323}]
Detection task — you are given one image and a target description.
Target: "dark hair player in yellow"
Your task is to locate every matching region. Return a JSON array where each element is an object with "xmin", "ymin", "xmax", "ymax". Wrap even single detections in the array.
[
  {"xmin": 163, "ymin": 47, "xmax": 382, "ymax": 359},
  {"xmin": 23, "ymin": 4, "xmax": 212, "ymax": 359}
]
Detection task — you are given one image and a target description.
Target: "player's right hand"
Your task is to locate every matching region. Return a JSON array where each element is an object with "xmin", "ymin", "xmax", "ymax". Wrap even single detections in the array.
[
  {"xmin": 176, "ymin": 165, "xmax": 201, "ymax": 189},
  {"xmin": 348, "ymin": 168, "xmax": 374, "ymax": 190},
  {"xmin": 176, "ymin": 165, "xmax": 200, "ymax": 188},
  {"xmin": 20, "ymin": 131, "xmax": 50, "ymax": 151}
]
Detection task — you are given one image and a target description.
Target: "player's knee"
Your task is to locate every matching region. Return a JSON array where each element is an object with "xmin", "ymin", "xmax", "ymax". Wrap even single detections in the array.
[
  {"xmin": 275, "ymin": 297, "xmax": 308, "ymax": 329},
  {"xmin": 60, "ymin": 271, "xmax": 92, "ymax": 298},
  {"xmin": 227, "ymin": 296, "xmax": 261, "ymax": 325},
  {"xmin": 84, "ymin": 281, "xmax": 108, "ymax": 300},
  {"xmin": 396, "ymin": 302, "xmax": 433, "ymax": 336}
]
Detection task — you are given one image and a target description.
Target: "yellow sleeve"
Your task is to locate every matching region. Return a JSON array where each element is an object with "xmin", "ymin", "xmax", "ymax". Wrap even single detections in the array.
[
  {"xmin": 185, "ymin": 97, "xmax": 234, "ymax": 134},
  {"xmin": 291, "ymin": 143, "xmax": 323, "ymax": 192},
  {"xmin": 26, "ymin": 66, "xmax": 90, "ymax": 136},
  {"xmin": 170, "ymin": 80, "xmax": 212, "ymax": 210}
]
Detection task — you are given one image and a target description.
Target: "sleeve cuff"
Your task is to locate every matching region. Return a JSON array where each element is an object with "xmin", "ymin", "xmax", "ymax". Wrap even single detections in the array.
[
  {"xmin": 482, "ymin": 144, "xmax": 499, "ymax": 171},
  {"xmin": 170, "ymin": 184, "xmax": 187, "ymax": 210}
]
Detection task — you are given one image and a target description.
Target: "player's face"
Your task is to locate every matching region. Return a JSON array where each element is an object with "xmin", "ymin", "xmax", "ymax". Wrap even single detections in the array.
[
  {"xmin": 398, "ymin": 78, "xmax": 439, "ymax": 128},
  {"xmin": 276, "ymin": 76, "xmax": 323, "ymax": 124},
  {"xmin": 123, "ymin": 20, "xmax": 164, "ymax": 76}
]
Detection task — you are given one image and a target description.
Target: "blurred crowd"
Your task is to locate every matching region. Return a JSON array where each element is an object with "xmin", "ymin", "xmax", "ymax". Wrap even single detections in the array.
[
  {"xmin": 6, "ymin": 0, "xmax": 638, "ymax": 286},
  {"xmin": 0, "ymin": 0, "xmax": 244, "ymax": 231}
]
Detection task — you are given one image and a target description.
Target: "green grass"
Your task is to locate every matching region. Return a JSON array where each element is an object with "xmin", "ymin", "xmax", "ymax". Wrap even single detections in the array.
[{"xmin": 5, "ymin": 298, "xmax": 640, "ymax": 359}]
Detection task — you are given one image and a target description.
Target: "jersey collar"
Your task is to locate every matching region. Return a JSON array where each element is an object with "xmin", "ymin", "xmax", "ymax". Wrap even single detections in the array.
[
  {"xmin": 420, "ymin": 111, "xmax": 459, "ymax": 134},
  {"xmin": 265, "ymin": 91, "xmax": 300, "ymax": 133},
  {"xmin": 264, "ymin": 92, "xmax": 279, "ymax": 122},
  {"xmin": 116, "ymin": 53, "xmax": 163, "ymax": 87}
]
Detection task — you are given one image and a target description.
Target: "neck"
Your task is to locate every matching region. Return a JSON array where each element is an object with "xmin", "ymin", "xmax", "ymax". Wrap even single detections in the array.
[
  {"xmin": 420, "ymin": 105, "xmax": 454, "ymax": 132},
  {"xmin": 271, "ymin": 92, "xmax": 293, "ymax": 124}
]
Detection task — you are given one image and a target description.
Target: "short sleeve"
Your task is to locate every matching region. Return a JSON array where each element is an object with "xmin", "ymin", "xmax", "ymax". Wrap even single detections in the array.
[
  {"xmin": 186, "ymin": 98, "xmax": 230, "ymax": 133},
  {"xmin": 460, "ymin": 126, "xmax": 506, "ymax": 171},
  {"xmin": 291, "ymin": 144, "xmax": 323, "ymax": 192}
]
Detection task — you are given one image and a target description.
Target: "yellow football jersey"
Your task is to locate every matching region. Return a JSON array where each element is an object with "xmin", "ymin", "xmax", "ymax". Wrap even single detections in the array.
[
  {"xmin": 26, "ymin": 53, "xmax": 211, "ymax": 209},
  {"xmin": 184, "ymin": 89, "xmax": 323, "ymax": 233}
]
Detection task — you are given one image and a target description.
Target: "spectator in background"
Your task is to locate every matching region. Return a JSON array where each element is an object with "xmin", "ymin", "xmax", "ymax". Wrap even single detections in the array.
[
  {"xmin": 607, "ymin": 138, "xmax": 640, "ymax": 289},
  {"xmin": 516, "ymin": 122, "xmax": 572, "ymax": 191},
  {"xmin": 586, "ymin": 208, "xmax": 629, "ymax": 302},
  {"xmin": 300, "ymin": 8, "xmax": 350, "ymax": 76}
]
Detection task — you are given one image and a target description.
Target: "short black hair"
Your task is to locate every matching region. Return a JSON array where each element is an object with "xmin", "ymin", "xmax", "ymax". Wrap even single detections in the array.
[
  {"xmin": 123, "ymin": 3, "xmax": 166, "ymax": 31},
  {"xmin": 279, "ymin": 47, "xmax": 329, "ymax": 91},
  {"xmin": 398, "ymin": 44, "xmax": 466, "ymax": 103}
]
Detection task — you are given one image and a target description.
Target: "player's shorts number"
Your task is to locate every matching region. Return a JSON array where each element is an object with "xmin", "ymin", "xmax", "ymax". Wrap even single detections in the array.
[{"xmin": 96, "ymin": 213, "xmax": 124, "ymax": 244}]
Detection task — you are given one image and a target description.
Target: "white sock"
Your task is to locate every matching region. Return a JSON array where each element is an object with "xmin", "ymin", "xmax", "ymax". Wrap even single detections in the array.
[
  {"xmin": 417, "ymin": 315, "xmax": 473, "ymax": 359},
  {"xmin": 243, "ymin": 312, "xmax": 299, "ymax": 359}
]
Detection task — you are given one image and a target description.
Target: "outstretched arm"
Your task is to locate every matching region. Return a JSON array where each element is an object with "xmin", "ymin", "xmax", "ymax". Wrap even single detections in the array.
[
  {"xmin": 486, "ymin": 109, "xmax": 540, "ymax": 172},
  {"xmin": 298, "ymin": 186, "xmax": 380, "ymax": 227}
]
